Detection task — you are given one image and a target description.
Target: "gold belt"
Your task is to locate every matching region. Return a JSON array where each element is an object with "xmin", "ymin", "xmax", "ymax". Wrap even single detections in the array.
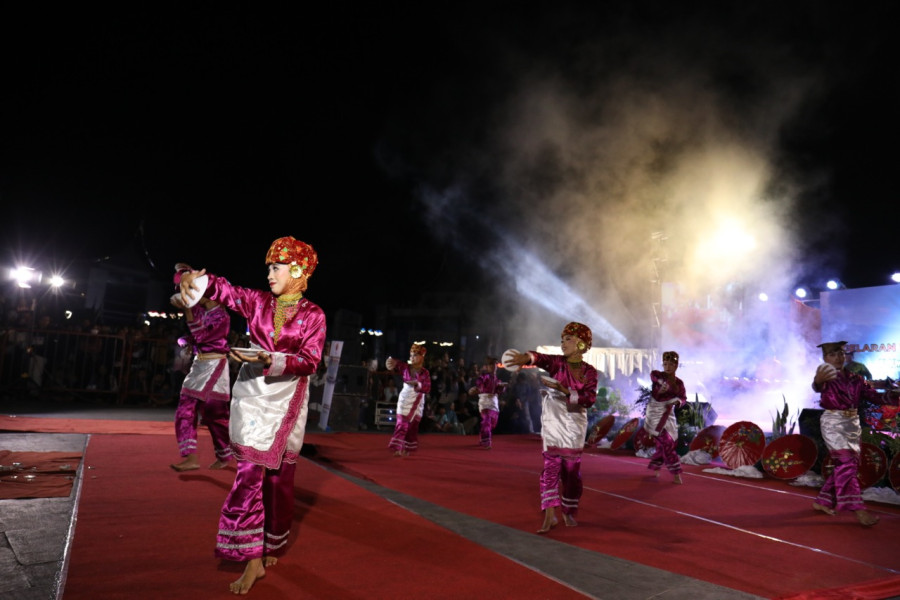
[
  {"xmin": 828, "ymin": 408, "xmax": 858, "ymax": 418},
  {"xmin": 196, "ymin": 352, "xmax": 226, "ymax": 360}
]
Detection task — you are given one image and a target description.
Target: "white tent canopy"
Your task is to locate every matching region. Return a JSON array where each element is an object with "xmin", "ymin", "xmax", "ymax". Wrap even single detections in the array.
[{"xmin": 535, "ymin": 346, "xmax": 658, "ymax": 380}]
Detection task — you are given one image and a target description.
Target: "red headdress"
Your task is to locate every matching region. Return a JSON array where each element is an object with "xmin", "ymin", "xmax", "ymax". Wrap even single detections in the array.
[
  {"xmin": 562, "ymin": 322, "xmax": 592, "ymax": 351},
  {"xmin": 265, "ymin": 237, "xmax": 318, "ymax": 279}
]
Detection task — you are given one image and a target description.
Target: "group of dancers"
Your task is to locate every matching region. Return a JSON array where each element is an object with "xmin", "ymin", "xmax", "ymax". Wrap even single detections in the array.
[
  {"xmin": 382, "ymin": 322, "xmax": 899, "ymax": 533},
  {"xmin": 165, "ymin": 234, "xmax": 898, "ymax": 594}
]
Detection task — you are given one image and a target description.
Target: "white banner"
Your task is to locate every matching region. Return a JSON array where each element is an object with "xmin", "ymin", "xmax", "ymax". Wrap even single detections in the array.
[{"xmin": 318, "ymin": 340, "xmax": 344, "ymax": 430}]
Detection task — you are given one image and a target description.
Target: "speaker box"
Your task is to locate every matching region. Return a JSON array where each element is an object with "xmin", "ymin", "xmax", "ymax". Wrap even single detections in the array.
[
  {"xmin": 326, "ymin": 394, "xmax": 363, "ymax": 431},
  {"xmin": 798, "ymin": 408, "xmax": 827, "ymax": 473},
  {"xmin": 336, "ymin": 365, "xmax": 369, "ymax": 396}
]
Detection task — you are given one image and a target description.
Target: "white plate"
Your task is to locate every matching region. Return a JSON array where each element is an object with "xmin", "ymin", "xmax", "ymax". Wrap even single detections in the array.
[
  {"xmin": 540, "ymin": 375, "xmax": 558, "ymax": 386},
  {"xmin": 817, "ymin": 362, "xmax": 837, "ymax": 377},
  {"xmin": 231, "ymin": 347, "xmax": 261, "ymax": 358},
  {"xmin": 183, "ymin": 274, "xmax": 209, "ymax": 308},
  {"xmin": 501, "ymin": 348, "xmax": 520, "ymax": 371}
]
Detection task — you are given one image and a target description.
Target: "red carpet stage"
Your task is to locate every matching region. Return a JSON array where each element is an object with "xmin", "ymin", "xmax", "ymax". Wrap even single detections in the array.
[{"xmin": 2, "ymin": 414, "xmax": 900, "ymax": 599}]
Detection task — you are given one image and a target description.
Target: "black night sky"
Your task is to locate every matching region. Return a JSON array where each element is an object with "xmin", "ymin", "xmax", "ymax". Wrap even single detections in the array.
[{"xmin": 2, "ymin": 2, "xmax": 897, "ymax": 339}]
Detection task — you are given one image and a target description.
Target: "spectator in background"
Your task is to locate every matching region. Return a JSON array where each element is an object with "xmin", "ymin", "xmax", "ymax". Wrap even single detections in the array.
[
  {"xmin": 511, "ymin": 369, "xmax": 542, "ymax": 434},
  {"xmin": 435, "ymin": 401, "xmax": 465, "ymax": 434},
  {"xmin": 844, "ymin": 349, "xmax": 872, "ymax": 380}
]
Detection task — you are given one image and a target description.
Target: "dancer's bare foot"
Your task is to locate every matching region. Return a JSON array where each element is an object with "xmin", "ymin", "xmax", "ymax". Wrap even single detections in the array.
[
  {"xmin": 230, "ymin": 558, "xmax": 265, "ymax": 595},
  {"xmin": 855, "ymin": 509, "xmax": 879, "ymax": 527},
  {"xmin": 263, "ymin": 557, "xmax": 278, "ymax": 567},
  {"xmin": 563, "ymin": 513, "xmax": 578, "ymax": 527},
  {"xmin": 537, "ymin": 509, "xmax": 558, "ymax": 534},
  {"xmin": 209, "ymin": 459, "xmax": 229, "ymax": 470},
  {"xmin": 654, "ymin": 471, "xmax": 660, "ymax": 479},
  {"xmin": 673, "ymin": 474, "xmax": 683, "ymax": 485},
  {"xmin": 813, "ymin": 502, "xmax": 836, "ymax": 516},
  {"xmin": 170, "ymin": 456, "xmax": 199, "ymax": 472}
]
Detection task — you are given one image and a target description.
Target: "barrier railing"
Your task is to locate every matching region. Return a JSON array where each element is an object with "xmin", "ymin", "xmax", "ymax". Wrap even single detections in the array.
[{"xmin": 0, "ymin": 327, "xmax": 181, "ymax": 406}]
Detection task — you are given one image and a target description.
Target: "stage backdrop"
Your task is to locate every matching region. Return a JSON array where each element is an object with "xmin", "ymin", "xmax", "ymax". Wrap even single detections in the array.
[{"xmin": 820, "ymin": 284, "xmax": 900, "ymax": 380}]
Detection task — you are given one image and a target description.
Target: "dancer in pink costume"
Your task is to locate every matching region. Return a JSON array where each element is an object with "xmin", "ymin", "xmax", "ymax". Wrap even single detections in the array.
[
  {"xmin": 504, "ymin": 322, "xmax": 598, "ymax": 534},
  {"xmin": 811, "ymin": 340, "xmax": 899, "ymax": 527},
  {"xmin": 179, "ymin": 236, "xmax": 325, "ymax": 594},
  {"xmin": 386, "ymin": 344, "xmax": 432, "ymax": 456},
  {"xmin": 643, "ymin": 350, "xmax": 686, "ymax": 484},
  {"xmin": 170, "ymin": 263, "xmax": 232, "ymax": 472},
  {"xmin": 468, "ymin": 355, "xmax": 507, "ymax": 449}
]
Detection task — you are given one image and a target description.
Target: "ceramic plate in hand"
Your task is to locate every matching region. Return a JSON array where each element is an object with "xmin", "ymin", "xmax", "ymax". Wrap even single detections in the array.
[
  {"xmin": 817, "ymin": 362, "xmax": 837, "ymax": 377},
  {"xmin": 540, "ymin": 376, "xmax": 558, "ymax": 387},
  {"xmin": 501, "ymin": 349, "xmax": 520, "ymax": 371},
  {"xmin": 231, "ymin": 347, "xmax": 260, "ymax": 358},
  {"xmin": 183, "ymin": 274, "xmax": 209, "ymax": 308}
]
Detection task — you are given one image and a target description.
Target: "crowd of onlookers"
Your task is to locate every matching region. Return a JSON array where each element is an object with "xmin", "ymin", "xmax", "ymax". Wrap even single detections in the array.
[{"xmin": 355, "ymin": 353, "xmax": 545, "ymax": 436}]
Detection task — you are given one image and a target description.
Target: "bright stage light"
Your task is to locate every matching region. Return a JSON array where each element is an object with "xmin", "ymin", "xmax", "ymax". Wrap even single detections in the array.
[
  {"xmin": 757, "ymin": 292, "xmax": 768, "ymax": 302},
  {"xmin": 826, "ymin": 279, "xmax": 844, "ymax": 290},
  {"xmin": 892, "ymin": 273, "xmax": 900, "ymax": 283},
  {"xmin": 794, "ymin": 287, "xmax": 808, "ymax": 299},
  {"xmin": 49, "ymin": 274, "xmax": 66, "ymax": 288},
  {"xmin": 10, "ymin": 266, "xmax": 40, "ymax": 288}
]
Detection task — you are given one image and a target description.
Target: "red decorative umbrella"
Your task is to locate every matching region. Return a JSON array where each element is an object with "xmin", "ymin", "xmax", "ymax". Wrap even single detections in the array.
[
  {"xmin": 610, "ymin": 418, "xmax": 639, "ymax": 450},
  {"xmin": 822, "ymin": 442, "xmax": 887, "ymax": 489},
  {"xmin": 718, "ymin": 421, "xmax": 766, "ymax": 469},
  {"xmin": 890, "ymin": 452, "xmax": 900, "ymax": 493},
  {"xmin": 586, "ymin": 415, "xmax": 616, "ymax": 445},
  {"xmin": 633, "ymin": 427, "xmax": 654, "ymax": 453},
  {"xmin": 689, "ymin": 425, "xmax": 726, "ymax": 458},
  {"xmin": 760, "ymin": 434, "xmax": 818, "ymax": 480}
]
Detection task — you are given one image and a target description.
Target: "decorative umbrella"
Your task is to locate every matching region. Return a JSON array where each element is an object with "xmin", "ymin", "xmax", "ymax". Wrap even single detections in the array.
[
  {"xmin": 633, "ymin": 427, "xmax": 654, "ymax": 453},
  {"xmin": 586, "ymin": 415, "xmax": 616, "ymax": 445},
  {"xmin": 821, "ymin": 442, "xmax": 888, "ymax": 489},
  {"xmin": 689, "ymin": 425, "xmax": 726, "ymax": 458},
  {"xmin": 610, "ymin": 418, "xmax": 640, "ymax": 450},
  {"xmin": 718, "ymin": 421, "xmax": 766, "ymax": 469},
  {"xmin": 760, "ymin": 434, "xmax": 818, "ymax": 480},
  {"xmin": 890, "ymin": 452, "xmax": 900, "ymax": 493}
]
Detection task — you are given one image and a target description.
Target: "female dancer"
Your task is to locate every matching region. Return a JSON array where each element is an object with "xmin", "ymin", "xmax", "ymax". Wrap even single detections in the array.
[
  {"xmin": 179, "ymin": 235, "xmax": 325, "ymax": 594},
  {"xmin": 169, "ymin": 266, "xmax": 232, "ymax": 472},
  {"xmin": 385, "ymin": 344, "xmax": 431, "ymax": 456},
  {"xmin": 643, "ymin": 350, "xmax": 686, "ymax": 484},
  {"xmin": 504, "ymin": 322, "xmax": 598, "ymax": 533},
  {"xmin": 468, "ymin": 355, "xmax": 507, "ymax": 449}
]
